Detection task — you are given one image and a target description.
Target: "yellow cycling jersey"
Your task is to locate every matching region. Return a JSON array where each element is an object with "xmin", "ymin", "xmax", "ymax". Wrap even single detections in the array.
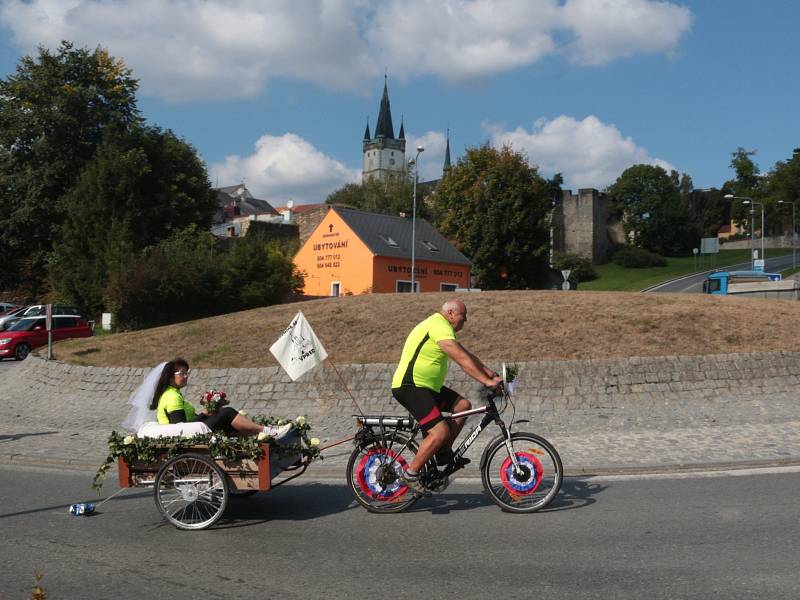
[
  {"xmin": 391, "ymin": 313, "xmax": 456, "ymax": 392},
  {"xmin": 157, "ymin": 386, "xmax": 197, "ymax": 424}
]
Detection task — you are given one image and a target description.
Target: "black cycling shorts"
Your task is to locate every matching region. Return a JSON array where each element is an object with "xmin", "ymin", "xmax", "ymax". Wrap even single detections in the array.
[
  {"xmin": 198, "ymin": 406, "xmax": 239, "ymax": 436},
  {"xmin": 391, "ymin": 385, "xmax": 460, "ymax": 432}
]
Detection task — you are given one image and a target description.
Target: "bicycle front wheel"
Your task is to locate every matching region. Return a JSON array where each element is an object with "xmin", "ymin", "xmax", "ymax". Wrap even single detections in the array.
[
  {"xmin": 346, "ymin": 431, "xmax": 419, "ymax": 513},
  {"xmin": 481, "ymin": 432, "xmax": 562, "ymax": 513}
]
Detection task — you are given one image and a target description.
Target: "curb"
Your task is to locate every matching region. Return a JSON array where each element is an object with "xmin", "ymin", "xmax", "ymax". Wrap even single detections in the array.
[{"xmin": 4, "ymin": 451, "xmax": 800, "ymax": 480}]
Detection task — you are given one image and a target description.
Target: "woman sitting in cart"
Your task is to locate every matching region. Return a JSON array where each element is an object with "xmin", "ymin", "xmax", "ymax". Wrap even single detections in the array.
[{"xmin": 149, "ymin": 358, "xmax": 287, "ymax": 438}]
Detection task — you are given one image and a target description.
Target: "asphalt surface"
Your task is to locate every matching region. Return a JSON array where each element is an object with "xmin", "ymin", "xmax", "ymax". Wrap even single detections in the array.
[
  {"xmin": 646, "ymin": 254, "xmax": 797, "ymax": 293},
  {"xmin": 2, "ymin": 464, "xmax": 798, "ymax": 599}
]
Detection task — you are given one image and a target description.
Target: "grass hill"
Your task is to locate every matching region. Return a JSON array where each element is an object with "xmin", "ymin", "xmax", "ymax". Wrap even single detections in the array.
[{"xmin": 51, "ymin": 291, "xmax": 800, "ymax": 367}]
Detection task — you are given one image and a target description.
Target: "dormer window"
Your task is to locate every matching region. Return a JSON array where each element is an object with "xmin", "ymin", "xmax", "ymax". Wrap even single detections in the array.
[
  {"xmin": 420, "ymin": 240, "xmax": 439, "ymax": 251},
  {"xmin": 379, "ymin": 234, "xmax": 399, "ymax": 247}
]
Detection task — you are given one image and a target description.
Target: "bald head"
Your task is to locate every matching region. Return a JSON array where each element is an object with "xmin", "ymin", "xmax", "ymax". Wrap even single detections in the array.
[{"xmin": 441, "ymin": 299, "xmax": 467, "ymax": 332}]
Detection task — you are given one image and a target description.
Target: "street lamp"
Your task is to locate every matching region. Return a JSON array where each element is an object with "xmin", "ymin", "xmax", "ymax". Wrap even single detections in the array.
[
  {"xmin": 725, "ymin": 194, "xmax": 764, "ymax": 269},
  {"xmin": 409, "ymin": 146, "xmax": 424, "ymax": 293},
  {"xmin": 778, "ymin": 200, "xmax": 797, "ymax": 270}
]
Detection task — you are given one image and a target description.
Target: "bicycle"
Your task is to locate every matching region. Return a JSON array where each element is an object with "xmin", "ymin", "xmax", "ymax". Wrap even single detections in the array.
[{"xmin": 346, "ymin": 364, "xmax": 563, "ymax": 513}]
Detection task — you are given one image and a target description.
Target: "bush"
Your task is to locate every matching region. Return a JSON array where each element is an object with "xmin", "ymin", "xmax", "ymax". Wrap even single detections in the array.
[
  {"xmin": 611, "ymin": 246, "xmax": 667, "ymax": 268},
  {"xmin": 551, "ymin": 252, "xmax": 597, "ymax": 282},
  {"xmin": 105, "ymin": 228, "xmax": 304, "ymax": 330}
]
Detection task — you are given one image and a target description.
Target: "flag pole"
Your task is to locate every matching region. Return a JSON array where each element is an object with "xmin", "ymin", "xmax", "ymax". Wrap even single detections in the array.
[{"xmin": 326, "ymin": 359, "xmax": 366, "ymax": 417}]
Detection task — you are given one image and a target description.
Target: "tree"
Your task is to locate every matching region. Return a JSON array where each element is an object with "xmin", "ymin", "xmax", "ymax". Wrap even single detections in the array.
[
  {"xmin": 722, "ymin": 147, "xmax": 773, "ymax": 234},
  {"xmin": 431, "ymin": 145, "xmax": 555, "ymax": 289},
  {"xmin": 326, "ymin": 176, "xmax": 428, "ymax": 218},
  {"xmin": 0, "ymin": 42, "xmax": 141, "ymax": 294},
  {"xmin": 222, "ymin": 237, "xmax": 304, "ymax": 310},
  {"xmin": 104, "ymin": 227, "xmax": 225, "ymax": 330},
  {"xmin": 765, "ymin": 147, "xmax": 800, "ymax": 236},
  {"xmin": 606, "ymin": 164, "xmax": 694, "ymax": 256},
  {"xmin": 50, "ymin": 125, "xmax": 217, "ymax": 315}
]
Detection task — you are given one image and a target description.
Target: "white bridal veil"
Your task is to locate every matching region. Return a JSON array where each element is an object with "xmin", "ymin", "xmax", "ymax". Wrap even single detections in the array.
[{"xmin": 122, "ymin": 362, "xmax": 168, "ymax": 432}]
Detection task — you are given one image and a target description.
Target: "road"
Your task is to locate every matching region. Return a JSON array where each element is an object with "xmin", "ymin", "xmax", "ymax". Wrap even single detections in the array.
[
  {"xmin": 0, "ymin": 357, "xmax": 18, "ymax": 376},
  {"xmin": 646, "ymin": 253, "xmax": 797, "ymax": 293},
  {"xmin": 1, "ymin": 465, "xmax": 798, "ymax": 599}
]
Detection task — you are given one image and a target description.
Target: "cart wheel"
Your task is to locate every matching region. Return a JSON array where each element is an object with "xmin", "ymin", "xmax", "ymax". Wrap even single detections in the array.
[{"xmin": 154, "ymin": 453, "xmax": 229, "ymax": 530}]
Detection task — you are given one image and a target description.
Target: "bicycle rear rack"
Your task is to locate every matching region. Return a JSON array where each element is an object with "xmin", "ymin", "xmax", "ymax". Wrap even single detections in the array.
[{"xmin": 353, "ymin": 415, "xmax": 414, "ymax": 429}]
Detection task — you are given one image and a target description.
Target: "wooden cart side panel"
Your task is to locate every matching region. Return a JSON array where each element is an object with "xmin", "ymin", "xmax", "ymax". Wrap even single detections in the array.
[
  {"xmin": 118, "ymin": 456, "xmax": 131, "ymax": 488},
  {"xmin": 118, "ymin": 444, "xmax": 273, "ymax": 491},
  {"xmin": 258, "ymin": 444, "xmax": 271, "ymax": 492}
]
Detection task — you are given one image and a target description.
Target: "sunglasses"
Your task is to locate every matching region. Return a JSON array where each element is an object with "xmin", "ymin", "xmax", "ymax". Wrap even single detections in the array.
[{"xmin": 174, "ymin": 370, "xmax": 190, "ymax": 377}]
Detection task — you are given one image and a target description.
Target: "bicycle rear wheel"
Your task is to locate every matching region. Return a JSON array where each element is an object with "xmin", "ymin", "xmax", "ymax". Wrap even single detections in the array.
[
  {"xmin": 481, "ymin": 432, "xmax": 562, "ymax": 513},
  {"xmin": 346, "ymin": 431, "xmax": 419, "ymax": 513}
]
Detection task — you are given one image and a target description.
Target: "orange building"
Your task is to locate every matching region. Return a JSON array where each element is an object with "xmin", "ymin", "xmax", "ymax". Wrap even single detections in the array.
[{"xmin": 294, "ymin": 206, "xmax": 471, "ymax": 296}]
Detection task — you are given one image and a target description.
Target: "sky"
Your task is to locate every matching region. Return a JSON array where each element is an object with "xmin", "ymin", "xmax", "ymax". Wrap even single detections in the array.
[{"xmin": 0, "ymin": 0, "xmax": 798, "ymax": 206}]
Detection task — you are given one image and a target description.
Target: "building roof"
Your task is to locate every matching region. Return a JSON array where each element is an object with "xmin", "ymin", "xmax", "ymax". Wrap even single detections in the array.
[
  {"xmin": 332, "ymin": 206, "xmax": 470, "ymax": 265},
  {"xmin": 443, "ymin": 129, "xmax": 451, "ymax": 171},
  {"xmin": 215, "ymin": 184, "xmax": 279, "ymax": 217},
  {"xmin": 275, "ymin": 203, "xmax": 329, "ymax": 215},
  {"xmin": 373, "ymin": 78, "xmax": 395, "ymax": 139}
]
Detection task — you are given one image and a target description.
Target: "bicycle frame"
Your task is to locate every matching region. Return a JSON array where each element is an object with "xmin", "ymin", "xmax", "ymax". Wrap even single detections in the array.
[
  {"xmin": 436, "ymin": 391, "xmax": 522, "ymax": 479},
  {"xmin": 356, "ymin": 388, "xmax": 522, "ymax": 481}
]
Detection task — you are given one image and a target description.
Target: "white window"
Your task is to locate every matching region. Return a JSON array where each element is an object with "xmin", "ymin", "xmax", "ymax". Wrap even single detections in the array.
[
  {"xmin": 331, "ymin": 282, "xmax": 341, "ymax": 297},
  {"xmin": 396, "ymin": 280, "xmax": 419, "ymax": 293},
  {"xmin": 440, "ymin": 283, "xmax": 458, "ymax": 292}
]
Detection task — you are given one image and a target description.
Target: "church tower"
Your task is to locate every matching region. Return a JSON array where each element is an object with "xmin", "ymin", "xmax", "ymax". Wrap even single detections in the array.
[{"xmin": 362, "ymin": 76, "xmax": 406, "ymax": 182}]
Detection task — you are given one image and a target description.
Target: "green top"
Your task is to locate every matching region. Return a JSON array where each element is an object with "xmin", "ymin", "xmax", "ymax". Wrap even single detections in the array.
[
  {"xmin": 157, "ymin": 386, "xmax": 196, "ymax": 424},
  {"xmin": 391, "ymin": 313, "xmax": 456, "ymax": 392}
]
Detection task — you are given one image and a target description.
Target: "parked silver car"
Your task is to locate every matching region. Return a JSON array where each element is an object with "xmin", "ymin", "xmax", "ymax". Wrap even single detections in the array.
[{"xmin": 0, "ymin": 306, "xmax": 28, "ymax": 331}]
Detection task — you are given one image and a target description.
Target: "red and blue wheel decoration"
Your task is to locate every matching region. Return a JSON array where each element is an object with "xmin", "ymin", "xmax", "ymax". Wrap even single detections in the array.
[
  {"xmin": 500, "ymin": 451, "xmax": 543, "ymax": 496},
  {"xmin": 356, "ymin": 448, "xmax": 409, "ymax": 500}
]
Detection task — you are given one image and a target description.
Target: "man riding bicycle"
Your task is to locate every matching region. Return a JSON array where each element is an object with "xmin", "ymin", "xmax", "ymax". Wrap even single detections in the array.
[{"xmin": 392, "ymin": 300, "xmax": 503, "ymax": 495}]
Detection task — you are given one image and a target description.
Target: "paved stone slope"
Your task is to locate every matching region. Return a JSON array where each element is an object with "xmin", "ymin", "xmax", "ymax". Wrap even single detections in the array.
[{"xmin": 2, "ymin": 353, "xmax": 800, "ymax": 475}]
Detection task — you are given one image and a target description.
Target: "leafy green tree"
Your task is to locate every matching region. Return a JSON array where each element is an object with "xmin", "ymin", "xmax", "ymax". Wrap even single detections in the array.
[
  {"xmin": 0, "ymin": 41, "xmax": 141, "ymax": 294},
  {"xmin": 326, "ymin": 176, "xmax": 428, "ymax": 218},
  {"xmin": 104, "ymin": 227, "xmax": 225, "ymax": 330},
  {"xmin": 431, "ymin": 145, "xmax": 556, "ymax": 289},
  {"xmin": 50, "ymin": 125, "xmax": 217, "ymax": 315},
  {"xmin": 765, "ymin": 148, "xmax": 800, "ymax": 236},
  {"xmin": 722, "ymin": 147, "xmax": 774, "ymax": 234},
  {"xmin": 222, "ymin": 237, "xmax": 304, "ymax": 310},
  {"xmin": 606, "ymin": 164, "xmax": 694, "ymax": 256}
]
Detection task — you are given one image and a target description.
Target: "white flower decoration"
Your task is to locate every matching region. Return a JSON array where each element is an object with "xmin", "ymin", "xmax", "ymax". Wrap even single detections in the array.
[
  {"xmin": 238, "ymin": 410, "xmax": 248, "ymax": 417},
  {"xmin": 257, "ymin": 431, "xmax": 268, "ymax": 441},
  {"xmin": 123, "ymin": 435, "xmax": 135, "ymax": 445},
  {"xmin": 295, "ymin": 416, "xmax": 307, "ymax": 426},
  {"xmin": 310, "ymin": 438, "xmax": 320, "ymax": 447}
]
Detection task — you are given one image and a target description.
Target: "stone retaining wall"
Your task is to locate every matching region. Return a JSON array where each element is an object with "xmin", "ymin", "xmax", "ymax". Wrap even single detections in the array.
[{"xmin": 4, "ymin": 352, "xmax": 800, "ymax": 441}]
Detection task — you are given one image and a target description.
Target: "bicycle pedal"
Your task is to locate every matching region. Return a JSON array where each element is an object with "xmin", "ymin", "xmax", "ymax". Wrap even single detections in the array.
[{"xmin": 454, "ymin": 457, "xmax": 471, "ymax": 468}]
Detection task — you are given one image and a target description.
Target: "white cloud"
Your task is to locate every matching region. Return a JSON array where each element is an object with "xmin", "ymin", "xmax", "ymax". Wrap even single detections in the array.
[
  {"xmin": 211, "ymin": 133, "xmax": 360, "ymax": 204},
  {"xmin": 486, "ymin": 115, "xmax": 676, "ymax": 189},
  {"xmin": 0, "ymin": 0, "xmax": 376, "ymax": 101},
  {"xmin": 561, "ymin": 0, "xmax": 694, "ymax": 65},
  {"xmin": 405, "ymin": 131, "xmax": 448, "ymax": 182},
  {"xmin": 0, "ymin": 0, "xmax": 693, "ymax": 101}
]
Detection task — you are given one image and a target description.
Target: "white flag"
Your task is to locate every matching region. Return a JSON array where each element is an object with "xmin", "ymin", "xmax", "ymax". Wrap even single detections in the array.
[{"xmin": 270, "ymin": 311, "xmax": 328, "ymax": 381}]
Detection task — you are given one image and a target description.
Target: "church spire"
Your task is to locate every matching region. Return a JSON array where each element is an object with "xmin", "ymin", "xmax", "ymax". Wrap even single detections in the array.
[
  {"xmin": 374, "ymin": 74, "xmax": 395, "ymax": 138},
  {"xmin": 363, "ymin": 117, "xmax": 370, "ymax": 141},
  {"xmin": 443, "ymin": 128, "xmax": 452, "ymax": 173},
  {"xmin": 398, "ymin": 114, "xmax": 405, "ymax": 140}
]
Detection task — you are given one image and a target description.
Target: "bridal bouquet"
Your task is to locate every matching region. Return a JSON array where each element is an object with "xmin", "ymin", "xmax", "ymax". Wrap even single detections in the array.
[{"xmin": 199, "ymin": 390, "xmax": 229, "ymax": 413}]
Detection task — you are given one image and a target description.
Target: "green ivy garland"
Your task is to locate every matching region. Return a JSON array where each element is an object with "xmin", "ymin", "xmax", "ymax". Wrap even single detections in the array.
[{"xmin": 92, "ymin": 416, "xmax": 321, "ymax": 492}]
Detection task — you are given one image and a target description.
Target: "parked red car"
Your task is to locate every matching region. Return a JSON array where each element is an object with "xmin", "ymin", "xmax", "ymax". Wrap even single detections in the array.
[{"xmin": 0, "ymin": 315, "xmax": 93, "ymax": 360}]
